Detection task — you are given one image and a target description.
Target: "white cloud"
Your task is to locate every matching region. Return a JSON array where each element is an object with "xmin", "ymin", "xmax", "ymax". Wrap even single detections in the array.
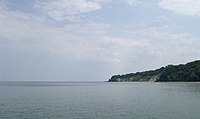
[
  {"xmin": 0, "ymin": 4, "xmax": 113, "ymax": 63},
  {"xmin": 159, "ymin": 0, "xmax": 200, "ymax": 16},
  {"xmin": 101, "ymin": 36, "xmax": 150, "ymax": 63},
  {"xmin": 0, "ymin": 4, "xmax": 47, "ymax": 42},
  {"xmin": 128, "ymin": 26, "xmax": 200, "ymax": 65},
  {"xmin": 35, "ymin": 0, "xmax": 112, "ymax": 21},
  {"xmin": 104, "ymin": 37, "xmax": 148, "ymax": 47},
  {"xmin": 125, "ymin": 0, "xmax": 141, "ymax": 6},
  {"xmin": 1, "ymin": 1, "xmax": 200, "ymax": 76},
  {"xmin": 1, "ymin": 2, "xmax": 199, "ymax": 66}
]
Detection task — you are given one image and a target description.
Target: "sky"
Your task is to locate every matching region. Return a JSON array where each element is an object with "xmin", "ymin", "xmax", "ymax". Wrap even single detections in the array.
[{"xmin": 0, "ymin": 0, "xmax": 200, "ymax": 81}]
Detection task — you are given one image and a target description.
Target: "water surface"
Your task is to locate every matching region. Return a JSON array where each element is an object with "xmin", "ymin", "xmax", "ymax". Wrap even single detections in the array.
[{"xmin": 0, "ymin": 82, "xmax": 200, "ymax": 119}]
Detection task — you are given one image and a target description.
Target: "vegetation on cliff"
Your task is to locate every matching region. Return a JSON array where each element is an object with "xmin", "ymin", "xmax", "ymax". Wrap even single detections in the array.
[{"xmin": 108, "ymin": 60, "xmax": 200, "ymax": 82}]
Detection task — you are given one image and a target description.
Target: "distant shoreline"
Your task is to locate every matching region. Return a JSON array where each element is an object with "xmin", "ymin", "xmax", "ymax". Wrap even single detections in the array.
[
  {"xmin": 108, "ymin": 60, "xmax": 200, "ymax": 82},
  {"xmin": 0, "ymin": 81, "xmax": 105, "ymax": 83},
  {"xmin": 107, "ymin": 81, "xmax": 200, "ymax": 83},
  {"xmin": 1, "ymin": 81, "xmax": 200, "ymax": 83}
]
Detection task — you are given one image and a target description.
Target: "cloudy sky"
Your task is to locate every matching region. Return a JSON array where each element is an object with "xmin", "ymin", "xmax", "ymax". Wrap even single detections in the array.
[{"xmin": 1, "ymin": 0, "xmax": 200, "ymax": 81}]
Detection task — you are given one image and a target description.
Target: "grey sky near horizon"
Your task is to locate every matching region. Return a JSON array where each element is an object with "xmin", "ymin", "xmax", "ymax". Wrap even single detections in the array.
[{"xmin": 1, "ymin": 0, "xmax": 200, "ymax": 81}]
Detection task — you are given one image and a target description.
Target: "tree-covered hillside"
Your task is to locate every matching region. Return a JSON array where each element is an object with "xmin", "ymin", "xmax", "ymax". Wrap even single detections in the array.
[{"xmin": 108, "ymin": 60, "xmax": 200, "ymax": 82}]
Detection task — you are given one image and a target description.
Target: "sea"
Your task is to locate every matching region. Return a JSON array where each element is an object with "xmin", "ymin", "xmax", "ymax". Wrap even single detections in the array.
[{"xmin": 0, "ymin": 81, "xmax": 200, "ymax": 119}]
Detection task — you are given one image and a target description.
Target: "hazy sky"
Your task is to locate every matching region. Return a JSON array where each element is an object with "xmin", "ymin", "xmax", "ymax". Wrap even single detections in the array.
[{"xmin": 1, "ymin": 0, "xmax": 200, "ymax": 81}]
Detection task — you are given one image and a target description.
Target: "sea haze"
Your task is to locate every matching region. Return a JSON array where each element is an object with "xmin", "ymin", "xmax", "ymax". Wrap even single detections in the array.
[{"xmin": 0, "ymin": 82, "xmax": 200, "ymax": 119}]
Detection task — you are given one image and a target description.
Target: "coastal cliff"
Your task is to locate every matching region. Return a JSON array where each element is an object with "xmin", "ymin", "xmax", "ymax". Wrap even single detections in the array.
[{"xmin": 108, "ymin": 60, "xmax": 200, "ymax": 82}]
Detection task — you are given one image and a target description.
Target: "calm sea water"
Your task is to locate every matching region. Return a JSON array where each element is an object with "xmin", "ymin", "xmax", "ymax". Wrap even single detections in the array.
[{"xmin": 0, "ymin": 82, "xmax": 200, "ymax": 119}]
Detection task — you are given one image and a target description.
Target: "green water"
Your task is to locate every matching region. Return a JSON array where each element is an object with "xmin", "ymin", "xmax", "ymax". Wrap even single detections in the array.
[{"xmin": 0, "ymin": 82, "xmax": 200, "ymax": 119}]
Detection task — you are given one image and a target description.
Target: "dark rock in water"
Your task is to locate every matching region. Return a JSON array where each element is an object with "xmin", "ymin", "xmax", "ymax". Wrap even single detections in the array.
[{"xmin": 108, "ymin": 60, "xmax": 200, "ymax": 82}]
